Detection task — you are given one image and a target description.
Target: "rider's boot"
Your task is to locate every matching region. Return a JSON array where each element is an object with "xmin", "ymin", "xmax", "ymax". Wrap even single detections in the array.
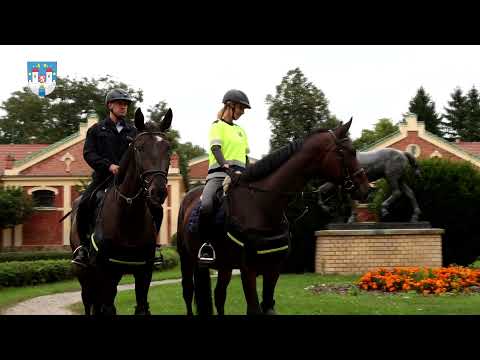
[{"xmin": 72, "ymin": 203, "xmax": 90, "ymax": 267}]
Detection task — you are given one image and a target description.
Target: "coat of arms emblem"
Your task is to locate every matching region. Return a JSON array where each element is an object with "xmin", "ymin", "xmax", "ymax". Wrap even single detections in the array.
[{"xmin": 27, "ymin": 62, "xmax": 57, "ymax": 97}]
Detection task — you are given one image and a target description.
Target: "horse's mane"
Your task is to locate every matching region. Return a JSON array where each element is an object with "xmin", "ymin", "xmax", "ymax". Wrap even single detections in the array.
[
  {"xmin": 115, "ymin": 143, "xmax": 135, "ymax": 185},
  {"xmin": 241, "ymin": 128, "xmax": 331, "ymax": 182}
]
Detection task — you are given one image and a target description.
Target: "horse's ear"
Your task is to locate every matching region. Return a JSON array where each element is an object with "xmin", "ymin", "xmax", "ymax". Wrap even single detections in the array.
[
  {"xmin": 159, "ymin": 108, "xmax": 173, "ymax": 132},
  {"xmin": 135, "ymin": 108, "xmax": 145, "ymax": 132},
  {"xmin": 338, "ymin": 117, "xmax": 352, "ymax": 138}
]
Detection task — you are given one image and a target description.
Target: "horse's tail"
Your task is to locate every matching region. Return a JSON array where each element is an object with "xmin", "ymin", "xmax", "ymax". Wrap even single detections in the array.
[
  {"xmin": 193, "ymin": 265, "xmax": 213, "ymax": 315},
  {"xmin": 404, "ymin": 151, "xmax": 421, "ymax": 178}
]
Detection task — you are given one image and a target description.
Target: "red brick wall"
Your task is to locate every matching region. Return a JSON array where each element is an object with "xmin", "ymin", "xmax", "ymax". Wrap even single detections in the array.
[
  {"xmin": 23, "ymin": 211, "xmax": 63, "ymax": 245},
  {"xmin": 20, "ymin": 141, "xmax": 92, "ymax": 176},
  {"xmin": 391, "ymin": 132, "xmax": 465, "ymax": 162},
  {"xmin": 189, "ymin": 160, "xmax": 208, "ymax": 179}
]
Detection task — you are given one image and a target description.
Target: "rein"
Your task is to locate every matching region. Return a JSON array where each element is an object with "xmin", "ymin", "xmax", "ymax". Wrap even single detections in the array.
[
  {"xmin": 228, "ymin": 130, "xmax": 365, "ymax": 223},
  {"xmin": 234, "ymin": 130, "xmax": 364, "ymax": 197}
]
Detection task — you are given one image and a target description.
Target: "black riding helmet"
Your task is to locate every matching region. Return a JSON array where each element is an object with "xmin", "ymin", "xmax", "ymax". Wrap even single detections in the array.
[
  {"xmin": 222, "ymin": 89, "xmax": 251, "ymax": 109},
  {"xmin": 105, "ymin": 88, "xmax": 133, "ymax": 107}
]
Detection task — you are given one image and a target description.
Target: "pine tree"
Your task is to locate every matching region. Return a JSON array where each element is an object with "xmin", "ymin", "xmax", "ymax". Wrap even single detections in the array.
[
  {"xmin": 464, "ymin": 86, "xmax": 480, "ymax": 141},
  {"xmin": 408, "ymin": 86, "xmax": 443, "ymax": 138},
  {"xmin": 443, "ymin": 87, "xmax": 468, "ymax": 141}
]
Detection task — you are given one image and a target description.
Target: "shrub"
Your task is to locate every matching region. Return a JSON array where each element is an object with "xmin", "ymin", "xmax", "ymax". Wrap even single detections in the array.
[
  {"xmin": 0, "ymin": 248, "xmax": 179, "ymax": 288},
  {"xmin": 154, "ymin": 246, "xmax": 179, "ymax": 270},
  {"xmin": 0, "ymin": 187, "xmax": 34, "ymax": 229},
  {"xmin": 170, "ymin": 233, "xmax": 177, "ymax": 247},
  {"xmin": 0, "ymin": 251, "xmax": 71, "ymax": 263},
  {"xmin": 0, "ymin": 260, "xmax": 74, "ymax": 287},
  {"xmin": 369, "ymin": 158, "xmax": 480, "ymax": 266}
]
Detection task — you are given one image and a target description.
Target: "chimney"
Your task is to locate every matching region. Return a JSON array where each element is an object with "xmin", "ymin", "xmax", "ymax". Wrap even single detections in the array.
[
  {"xmin": 5, "ymin": 154, "xmax": 15, "ymax": 169},
  {"xmin": 170, "ymin": 152, "xmax": 179, "ymax": 169}
]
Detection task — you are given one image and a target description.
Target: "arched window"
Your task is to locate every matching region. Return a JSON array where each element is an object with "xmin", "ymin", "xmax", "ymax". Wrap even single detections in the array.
[
  {"xmin": 406, "ymin": 144, "xmax": 421, "ymax": 158},
  {"xmin": 32, "ymin": 190, "xmax": 55, "ymax": 208}
]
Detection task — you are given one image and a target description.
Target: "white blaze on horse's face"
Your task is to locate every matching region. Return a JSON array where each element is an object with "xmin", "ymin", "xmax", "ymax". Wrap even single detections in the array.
[{"xmin": 155, "ymin": 136, "xmax": 163, "ymax": 143}]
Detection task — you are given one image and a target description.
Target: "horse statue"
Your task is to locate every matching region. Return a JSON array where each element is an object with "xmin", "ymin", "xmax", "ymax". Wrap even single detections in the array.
[
  {"xmin": 176, "ymin": 119, "xmax": 370, "ymax": 315},
  {"xmin": 68, "ymin": 108, "xmax": 173, "ymax": 315},
  {"xmin": 317, "ymin": 148, "xmax": 421, "ymax": 222}
]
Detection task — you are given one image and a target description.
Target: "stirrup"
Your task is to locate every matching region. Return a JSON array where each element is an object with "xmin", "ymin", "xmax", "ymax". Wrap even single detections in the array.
[
  {"xmin": 197, "ymin": 242, "xmax": 216, "ymax": 264},
  {"xmin": 71, "ymin": 245, "xmax": 89, "ymax": 268},
  {"xmin": 153, "ymin": 253, "xmax": 164, "ymax": 266}
]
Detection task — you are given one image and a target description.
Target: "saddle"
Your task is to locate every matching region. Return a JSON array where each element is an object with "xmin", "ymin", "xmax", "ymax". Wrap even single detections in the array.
[
  {"xmin": 188, "ymin": 180, "xmax": 290, "ymax": 257},
  {"xmin": 88, "ymin": 187, "xmax": 156, "ymax": 267}
]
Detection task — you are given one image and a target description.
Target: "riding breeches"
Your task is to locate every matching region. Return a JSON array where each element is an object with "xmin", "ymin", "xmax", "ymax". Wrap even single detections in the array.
[{"xmin": 199, "ymin": 177, "xmax": 225, "ymax": 217}]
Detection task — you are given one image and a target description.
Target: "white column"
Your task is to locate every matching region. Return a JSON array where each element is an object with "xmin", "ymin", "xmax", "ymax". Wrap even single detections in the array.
[
  {"xmin": 2, "ymin": 228, "xmax": 13, "ymax": 248},
  {"xmin": 14, "ymin": 224, "xmax": 23, "ymax": 247},
  {"xmin": 63, "ymin": 185, "xmax": 71, "ymax": 245},
  {"xmin": 159, "ymin": 206, "xmax": 168, "ymax": 245}
]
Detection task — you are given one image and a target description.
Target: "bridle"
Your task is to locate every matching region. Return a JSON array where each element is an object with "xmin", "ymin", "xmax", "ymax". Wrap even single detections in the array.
[
  {"xmin": 326, "ymin": 130, "xmax": 365, "ymax": 193},
  {"xmin": 114, "ymin": 131, "xmax": 169, "ymax": 205}
]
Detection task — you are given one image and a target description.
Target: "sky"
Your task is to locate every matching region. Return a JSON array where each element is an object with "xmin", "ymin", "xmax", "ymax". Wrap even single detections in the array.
[{"xmin": 2, "ymin": 45, "xmax": 480, "ymax": 158}]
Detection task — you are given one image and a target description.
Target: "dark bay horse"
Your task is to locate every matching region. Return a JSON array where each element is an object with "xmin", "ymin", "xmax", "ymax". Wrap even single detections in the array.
[
  {"xmin": 69, "ymin": 108, "xmax": 173, "ymax": 315},
  {"xmin": 177, "ymin": 119, "xmax": 370, "ymax": 315},
  {"xmin": 317, "ymin": 148, "xmax": 421, "ymax": 222}
]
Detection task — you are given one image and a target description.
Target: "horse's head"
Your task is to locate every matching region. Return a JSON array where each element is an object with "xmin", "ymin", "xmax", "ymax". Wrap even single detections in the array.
[
  {"xmin": 309, "ymin": 118, "xmax": 370, "ymax": 201},
  {"xmin": 131, "ymin": 107, "xmax": 173, "ymax": 208}
]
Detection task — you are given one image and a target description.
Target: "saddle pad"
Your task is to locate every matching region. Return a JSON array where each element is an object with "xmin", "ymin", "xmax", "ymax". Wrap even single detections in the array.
[{"xmin": 187, "ymin": 200, "xmax": 226, "ymax": 234}]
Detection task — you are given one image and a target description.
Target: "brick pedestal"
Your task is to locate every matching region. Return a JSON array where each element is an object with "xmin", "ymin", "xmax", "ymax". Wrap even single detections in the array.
[{"xmin": 315, "ymin": 228, "xmax": 444, "ymax": 274}]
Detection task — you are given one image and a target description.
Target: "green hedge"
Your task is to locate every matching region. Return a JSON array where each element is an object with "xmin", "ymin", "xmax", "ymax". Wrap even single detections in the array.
[
  {"xmin": 0, "ymin": 260, "xmax": 74, "ymax": 287},
  {"xmin": 0, "ymin": 251, "xmax": 71, "ymax": 263},
  {"xmin": 0, "ymin": 248, "xmax": 179, "ymax": 288},
  {"xmin": 369, "ymin": 158, "xmax": 480, "ymax": 266},
  {"xmin": 153, "ymin": 246, "xmax": 179, "ymax": 271}
]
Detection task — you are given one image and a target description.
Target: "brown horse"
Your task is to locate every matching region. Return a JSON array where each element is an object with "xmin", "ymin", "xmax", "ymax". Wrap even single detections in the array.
[
  {"xmin": 69, "ymin": 108, "xmax": 173, "ymax": 315},
  {"xmin": 177, "ymin": 119, "xmax": 370, "ymax": 315}
]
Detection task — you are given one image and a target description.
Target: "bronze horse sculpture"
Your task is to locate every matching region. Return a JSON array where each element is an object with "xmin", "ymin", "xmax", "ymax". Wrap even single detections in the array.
[
  {"xmin": 68, "ymin": 108, "xmax": 173, "ymax": 315},
  {"xmin": 317, "ymin": 148, "xmax": 421, "ymax": 222},
  {"xmin": 176, "ymin": 119, "xmax": 370, "ymax": 315}
]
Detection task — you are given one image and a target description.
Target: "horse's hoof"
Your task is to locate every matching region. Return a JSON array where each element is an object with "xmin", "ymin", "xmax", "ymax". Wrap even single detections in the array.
[
  {"xmin": 134, "ymin": 304, "xmax": 151, "ymax": 315},
  {"xmin": 263, "ymin": 308, "xmax": 277, "ymax": 315}
]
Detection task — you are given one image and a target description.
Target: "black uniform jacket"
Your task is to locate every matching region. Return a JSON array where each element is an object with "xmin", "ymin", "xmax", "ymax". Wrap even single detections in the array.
[{"xmin": 83, "ymin": 117, "xmax": 138, "ymax": 182}]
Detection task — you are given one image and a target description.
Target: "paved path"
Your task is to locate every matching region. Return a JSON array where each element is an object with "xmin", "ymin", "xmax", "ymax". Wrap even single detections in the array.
[
  {"xmin": 2, "ymin": 278, "xmax": 183, "ymax": 315},
  {"xmin": 2, "ymin": 270, "xmax": 239, "ymax": 315}
]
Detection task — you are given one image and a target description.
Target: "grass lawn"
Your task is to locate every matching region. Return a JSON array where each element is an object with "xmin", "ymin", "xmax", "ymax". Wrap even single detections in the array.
[
  {"xmin": 71, "ymin": 272, "xmax": 480, "ymax": 315},
  {"xmin": 0, "ymin": 266, "xmax": 181, "ymax": 313}
]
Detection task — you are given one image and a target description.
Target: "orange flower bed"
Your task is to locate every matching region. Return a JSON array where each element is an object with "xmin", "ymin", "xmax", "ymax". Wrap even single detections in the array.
[{"xmin": 358, "ymin": 266, "xmax": 480, "ymax": 295}]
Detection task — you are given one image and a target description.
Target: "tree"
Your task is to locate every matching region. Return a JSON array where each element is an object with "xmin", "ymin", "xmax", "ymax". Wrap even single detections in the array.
[
  {"xmin": 147, "ymin": 101, "xmax": 206, "ymax": 190},
  {"xmin": 353, "ymin": 118, "xmax": 399, "ymax": 150},
  {"xmin": 408, "ymin": 86, "xmax": 443, "ymax": 138},
  {"xmin": 0, "ymin": 187, "xmax": 34, "ymax": 229},
  {"xmin": 266, "ymin": 67, "xmax": 337, "ymax": 273},
  {"xmin": 369, "ymin": 158, "xmax": 480, "ymax": 266},
  {"xmin": 0, "ymin": 75, "xmax": 143, "ymax": 144},
  {"xmin": 266, "ymin": 67, "xmax": 332, "ymax": 151},
  {"xmin": 443, "ymin": 87, "xmax": 468, "ymax": 141},
  {"xmin": 463, "ymin": 87, "xmax": 480, "ymax": 141}
]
